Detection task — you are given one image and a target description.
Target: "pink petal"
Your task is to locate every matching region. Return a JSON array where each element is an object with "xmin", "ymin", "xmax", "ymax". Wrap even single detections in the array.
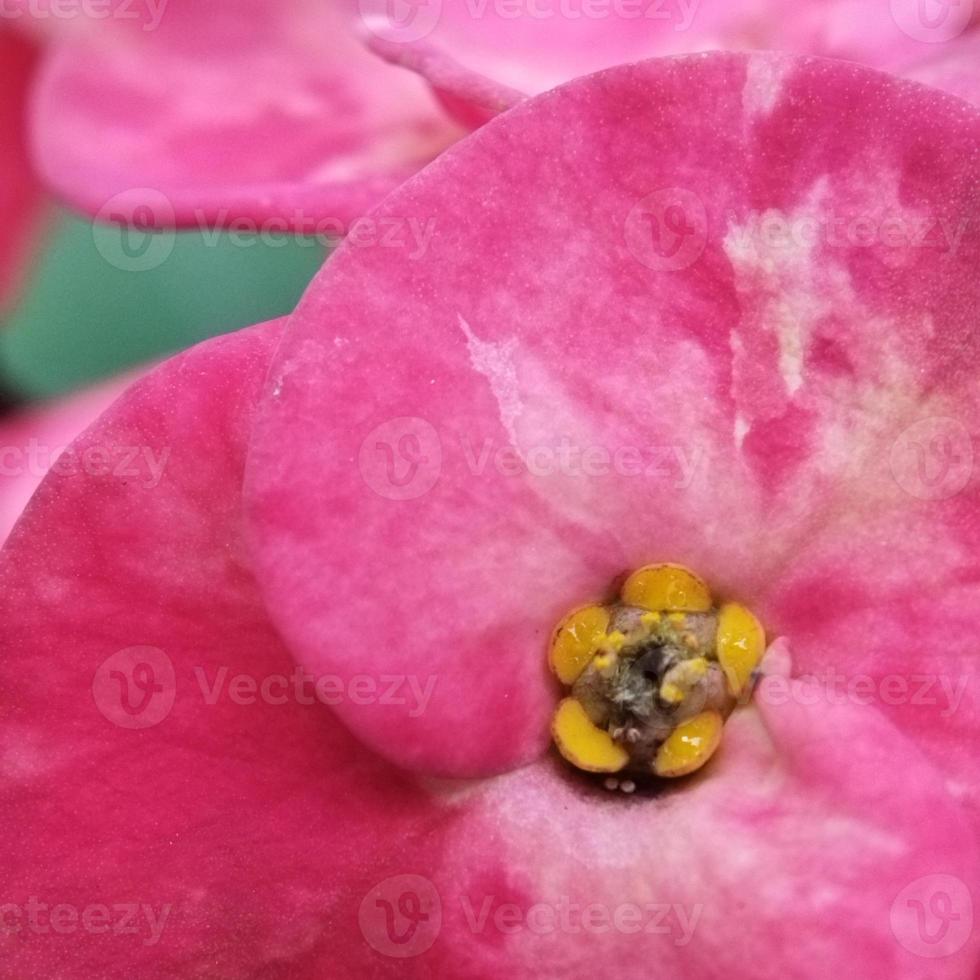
[
  {"xmin": 0, "ymin": 374, "xmax": 134, "ymax": 543},
  {"xmin": 765, "ymin": 577, "xmax": 980, "ymax": 831},
  {"xmin": 246, "ymin": 52, "xmax": 980, "ymax": 781},
  {"xmin": 29, "ymin": 0, "xmax": 464, "ymax": 230},
  {"xmin": 361, "ymin": 1, "xmax": 980, "ymax": 122},
  {"xmin": 439, "ymin": 691, "xmax": 980, "ymax": 977},
  {"xmin": 904, "ymin": 29, "xmax": 980, "ymax": 105},
  {"xmin": 1, "ymin": 329, "xmax": 975, "ymax": 975},
  {"xmin": 0, "ymin": 29, "xmax": 42, "ymax": 311},
  {"xmin": 362, "ymin": 30, "xmax": 526, "ymax": 128},
  {"xmin": 0, "ymin": 318, "xmax": 446, "ymax": 977}
]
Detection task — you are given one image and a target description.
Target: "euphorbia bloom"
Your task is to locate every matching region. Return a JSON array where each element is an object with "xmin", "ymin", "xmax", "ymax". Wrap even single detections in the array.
[
  {"xmin": 26, "ymin": 0, "xmax": 465, "ymax": 233},
  {"xmin": 0, "ymin": 28, "xmax": 42, "ymax": 311},
  {"xmin": 2, "ymin": 53, "xmax": 979, "ymax": 978},
  {"xmin": 365, "ymin": 0, "xmax": 980, "ymax": 119},
  {"xmin": 24, "ymin": 0, "xmax": 980, "ymax": 232}
]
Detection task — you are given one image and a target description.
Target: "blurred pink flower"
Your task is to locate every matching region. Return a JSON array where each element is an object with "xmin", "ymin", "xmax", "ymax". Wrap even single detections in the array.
[
  {"xmin": 0, "ymin": 28, "xmax": 43, "ymax": 312},
  {"xmin": 904, "ymin": 27, "xmax": 980, "ymax": 103},
  {"xmin": 21, "ymin": 0, "xmax": 980, "ymax": 234},
  {"xmin": 26, "ymin": 0, "xmax": 466, "ymax": 234},
  {"xmin": 0, "ymin": 373, "xmax": 140, "ymax": 542},
  {"xmin": 2, "ymin": 53, "xmax": 978, "ymax": 978},
  {"xmin": 366, "ymin": 0, "xmax": 980, "ymax": 122}
]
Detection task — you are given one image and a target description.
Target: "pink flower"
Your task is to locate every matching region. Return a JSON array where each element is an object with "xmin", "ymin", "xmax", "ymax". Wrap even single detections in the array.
[
  {"xmin": 26, "ymin": 0, "xmax": 466, "ymax": 234},
  {"xmin": 365, "ymin": 0, "xmax": 980, "ymax": 117},
  {"xmin": 0, "ymin": 375, "xmax": 138, "ymax": 544},
  {"xmin": 2, "ymin": 53, "xmax": 978, "ymax": 978},
  {"xmin": 904, "ymin": 28, "xmax": 980, "ymax": 104},
  {"xmin": 23, "ymin": 0, "xmax": 980, "ymax": 234},
  {"xmin": 0, "ymin": 28, "xmax": 42, "ymax": 312}
]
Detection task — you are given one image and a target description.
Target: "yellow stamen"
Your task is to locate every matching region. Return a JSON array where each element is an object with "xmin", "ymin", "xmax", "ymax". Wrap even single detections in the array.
[
  {"xmin": 622, "ymin": 564, "xmax": 712, "ymax": 613},
  {"xmin": 549, "ymin": 605, "xmax": 610, "ymax": 685},
  {"xmin": 600, "ymin": 630, "xmax": 627, "ymax": 654},
  {"xmin": 716, "ymin": 602, "xmax": 766, "ymax": 697},
  {"xmin": 640, "ymin": 611, "xmax": 662, "ymax": 628},
  {"xmin": 552, "ymin": 698, "xmax": 629, "ymax": 773},
  {"xmin": 653, "ymin": 711, "xmax": 723, "ymax": 778},
  {"xmin": 659, "ymin": 657, "xmax": 709, "ymax": 704}
]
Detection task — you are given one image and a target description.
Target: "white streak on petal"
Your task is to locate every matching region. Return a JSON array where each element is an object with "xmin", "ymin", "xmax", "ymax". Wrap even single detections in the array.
[{"xmin": 458, "ymin": 314, "xmax": 523, "ymax": 449}]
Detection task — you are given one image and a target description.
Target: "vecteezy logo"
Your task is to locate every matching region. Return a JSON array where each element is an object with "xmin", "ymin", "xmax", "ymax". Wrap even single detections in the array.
[
  {"xmin": 890, "ymin": 0, "xmax": 974, "ymax": 42},
  {"xmin": 358, "ymin": 417, "xmax": 442, "ymax": 501},
  {"xmin": 358, "ymin": 874, "xmax": 442, "ymax": 958},
  {"xmin": 890, "ymin": 874, "xmax": 973, "ymax": 958},
  {"xmin": 357, "ymin": 0, "xmax": 443, "ymax": 42},
  {"xmin": 889, "ymin": 416, "xmax": 974, "ymax": 501},
  {"xmin": 92, "ymin": 189, "xmax": 177, "ymax": 272},
  {"xmin": 624, "ymin": 188, "xmax": 709, "ymax": 272},
  {"xmin": 92, "ymin": 646, "xmax": 176, "ymax": 729}
]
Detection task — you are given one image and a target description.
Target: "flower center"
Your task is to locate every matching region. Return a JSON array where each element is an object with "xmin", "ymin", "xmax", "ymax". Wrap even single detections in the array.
[{"xmin": 548, "ymin": 564, "xmax": 766, "ymax": 790}]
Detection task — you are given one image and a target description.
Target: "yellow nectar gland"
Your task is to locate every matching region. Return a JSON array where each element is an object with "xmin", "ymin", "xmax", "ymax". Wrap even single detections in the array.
[
  {"xmin": 552, "ymin": 698, "xmax": 629, "ymax": 773},
  {"xmin": 549, "ymin": 605, "xmax": 610, "ymax": 685},
  {"xmin": 548, "ymin": 563, "xmax": 766, "ymax": 784},
  {"xmin": 654, "ymin": 711, "xmax": 724, "ymax": 778}
]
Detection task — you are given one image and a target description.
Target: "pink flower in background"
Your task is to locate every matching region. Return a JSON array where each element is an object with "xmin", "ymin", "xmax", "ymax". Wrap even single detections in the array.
[
  {"xmin": 26, "ymin": 0, "xmax": 466, "ymax": 234},
  {"xmin": 0, "ymin": 374, "xmax": 137, "ymax": 543},
  {"xmin": 0, "ymin": 28, "xmax": 43, "ymax": 312},
  {"xmin": 364, "ymin": 0, "xmax": 980, "ymax": 119},
  {"xmin": 2, "ymin": 53, "xmax": 978, "ymax": 978},
  {"xmin": 904, "ymin": 27, "xmax": 980, "ymax": 103},
  {"xmin": 20, "ymin": 0, "xmax": 980, "ymax": 235}
]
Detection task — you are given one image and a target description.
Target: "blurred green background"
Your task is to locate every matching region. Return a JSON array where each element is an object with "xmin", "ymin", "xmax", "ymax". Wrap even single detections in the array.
[{"xmin": 0, "ymin": 206, "xmax": 328, "ymax": 401}]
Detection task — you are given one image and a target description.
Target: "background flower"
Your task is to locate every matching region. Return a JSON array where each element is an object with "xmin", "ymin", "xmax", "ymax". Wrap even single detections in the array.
[
  {"xmin": 0, "ymin": 28, "xmax": 42, "ymax": 313},
  {"xmin": 24, "ymin": 0, "xmax": 980, "ymax": 233},
  {"xmin": 27, "ymin": 0, "xmax": 464, "ymax": 233},
  {"xmin": 366, "ymin": 0, "xmax": 980, "ymax": 106},
  {"xmin": 0, "ymin": 373, "xmax": 137, "ymax": 543}
]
